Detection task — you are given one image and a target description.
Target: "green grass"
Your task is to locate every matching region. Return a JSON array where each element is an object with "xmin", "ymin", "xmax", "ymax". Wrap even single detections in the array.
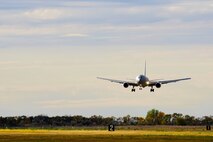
[{"xmin": 0, "ymin": 128, "xmax": 212, "ymax": 142}]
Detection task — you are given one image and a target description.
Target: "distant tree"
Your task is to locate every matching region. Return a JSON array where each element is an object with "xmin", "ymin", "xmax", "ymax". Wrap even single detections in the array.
[
  {"xmin": 184, "ymin": 115, "xmax": 195, "ymax": 125},
  {"xmin": 16, "ymin": 116, "xmax": 31, "ymax": 127},
  {"xmin": 102, "ymin": 117, "xmax": 114, "ymax": 125},
  {"xmin": 137, "ymin": 117, "xmax": 146, "ymax": 125},
  {"xmin": 130, "ymin": 117, "xmax": 138, "ymax": 125},
  {"xmin": 194, "ymin": 117, "xmax": 202, "ymax": 125},
  {"xmin": 145, "ymin": 109, "xmax": 165, "ymax": 125},
  {"xmin": 0, "ymin": 117, "xmax": 6, "ymax": 127},
  {"xmin": 0, "ymin": 111, "xmax": 212, "ymax": 127},
  {"xmin": 171, "ymin": 113, "xmax": 183, "ymax": 125},
  {"xmin": 123, "ymin": 115, "xmax": 131, "ymax": 125},
  {"xmin": 52, "ymin": 116, "xmax": 64, "ymax": 126},
  {"xmin": 90, "ymin": 115, "xmax": 103, "ymax": 126},
  {"xmin": 162, "ymin": 114, "xmax": 172, "ymax": 125},
  {"xmin": 61, "ymin": 116, "xmax": 72, "ymax": 126},
  {"xmin": 5, "ymin": 117, "xmax": 17, "ymax": 127},
  {"xmin": 32, "ymin": 115, "xmax": 50, "ymax": 127},
  {"xmin": 177, "ymin": 117, "xmax": 186, "ymax": 125},
  {"xmin": 157, "ymin": 111, "xmax": 165, "ymax": 125},
  {"xmin": 201, "ymin": 116, "xmax": 213, "ymax": 125},
  {"xmin": 71, "ymin": 115, "xmax": 85, "ymax": 126},
  {"xmin": 146, "ymin": 109, "xmax": 158, "ymax": 125}
]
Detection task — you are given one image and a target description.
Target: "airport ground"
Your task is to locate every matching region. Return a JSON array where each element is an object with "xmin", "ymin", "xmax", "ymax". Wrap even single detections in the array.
[{"xmin": 0, "ymin": 126, "xmax": 212, "ymax": 142}]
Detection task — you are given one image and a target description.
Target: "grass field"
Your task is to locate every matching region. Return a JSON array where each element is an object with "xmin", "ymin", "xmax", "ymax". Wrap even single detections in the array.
[{"xmin": 0, "ymin": 127, "xmax": 212, "ymax": 142}]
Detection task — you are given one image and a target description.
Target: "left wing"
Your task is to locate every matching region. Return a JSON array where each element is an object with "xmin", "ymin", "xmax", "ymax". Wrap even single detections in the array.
[
  {"xmin": 149, "ymin": 78, "xmax": 191, "ymax": 86},
  {"xmin": 97, "ymin": 77, "xmax": 138, "ymax": 86}
]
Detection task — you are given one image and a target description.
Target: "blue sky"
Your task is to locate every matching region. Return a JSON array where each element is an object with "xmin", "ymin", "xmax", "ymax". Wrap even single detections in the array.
[{"xmin": 0, "ymin": 0, "xmax": 212, "ymax": 117}]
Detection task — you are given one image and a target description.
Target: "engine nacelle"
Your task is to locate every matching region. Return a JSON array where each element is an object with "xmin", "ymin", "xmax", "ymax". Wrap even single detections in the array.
[
  {"xmin": 155, "ymin": 83, "xmax": 161, "ymax": 88},
  {"xmin": 123, "ymin": 83, "xmax": 129, "ymax": 88}
]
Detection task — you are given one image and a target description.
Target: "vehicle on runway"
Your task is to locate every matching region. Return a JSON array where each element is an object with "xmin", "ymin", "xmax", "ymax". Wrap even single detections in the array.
[{"xmin": 97, "ymin": 62, "xmax": 191, "ymax": 92}]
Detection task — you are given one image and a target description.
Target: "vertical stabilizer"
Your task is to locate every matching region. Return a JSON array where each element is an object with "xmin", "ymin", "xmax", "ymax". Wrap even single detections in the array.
[{"xmin": 144, "ymin": 60, "xmax": 146, "ymax": 76}]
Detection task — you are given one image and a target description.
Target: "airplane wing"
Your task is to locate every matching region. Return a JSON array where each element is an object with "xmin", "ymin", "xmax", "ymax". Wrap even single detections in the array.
[
  {"xmin": 149, "ymin": 78, "xmax": 191, "ymax": 86},
  {"xmin": 97, "ymin": 77, "xmax": 138, "ymax": 86}
]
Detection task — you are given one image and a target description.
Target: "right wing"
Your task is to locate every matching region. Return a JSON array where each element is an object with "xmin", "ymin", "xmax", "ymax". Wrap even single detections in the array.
[{"xmin": 97, "ymin": 77, "xmax": 138, "ymax": 86}]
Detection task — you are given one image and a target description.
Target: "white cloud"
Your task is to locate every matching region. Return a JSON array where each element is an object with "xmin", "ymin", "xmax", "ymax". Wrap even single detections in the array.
[
  {"xmin": 166, "ymin": 1, "xmax": 213, "ymax": 14},
  {"xmin": 24, "ymin": 8, "xmax": 63, "ymax": 20},
  {"xmin": 115, "ymin": 6, "xmax": 150, "ymax": 15},
  {"xmin": 63, "ymin": 33, "xmax": 89, "ymax": 37},
  {"xmin": 0, "ymin": 25, "xmax": 59, "ymax": 36},
  {"xmin": 23, "ymin": 7, "xmax": 99, "ymax": 21},
  {"xmin": 0, "ymin": 24, "xmax": 90, "ymax": 37},
  {"xmin": 1, "ymin": 1, "xmax": 212, "ymax": 39},
  {"xmin": 63, "ymin": 1, "xmax": 126, "ymax": 7}
]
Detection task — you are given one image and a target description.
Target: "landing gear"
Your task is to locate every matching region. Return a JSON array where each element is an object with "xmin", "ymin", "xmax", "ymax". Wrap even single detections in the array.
[
  {"xmin": 150, "ymin": 88, "xmax": 154, "ymax": 92},
  {"xmin": 131, "ymin": 88, "xmax": 136, "ymax": 92},
  {"xmin": 131, "ymin": 87, "xmax": 136, "ymax": 92}
]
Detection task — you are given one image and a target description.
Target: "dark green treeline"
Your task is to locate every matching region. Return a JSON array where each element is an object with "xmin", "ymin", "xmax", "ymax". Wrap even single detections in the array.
[{"xmin": 0, "ymin": 109, "xmax": 212, "ymax": 128}]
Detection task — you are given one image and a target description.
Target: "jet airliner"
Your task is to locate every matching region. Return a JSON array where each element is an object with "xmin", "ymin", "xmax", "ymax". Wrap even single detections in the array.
[{"xmin": 97, "ymin": 62, "xmax": 191, "ymax": 92}]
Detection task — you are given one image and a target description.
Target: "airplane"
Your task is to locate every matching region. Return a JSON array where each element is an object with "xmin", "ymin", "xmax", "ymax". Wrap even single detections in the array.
[{"xmin": 97, "ymin": 62, "xmax": 191, "ymax": 92}]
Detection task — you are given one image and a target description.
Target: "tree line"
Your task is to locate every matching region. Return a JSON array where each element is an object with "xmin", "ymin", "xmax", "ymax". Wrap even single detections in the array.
[{"xmin": 0, "ymin": 109, "xmax": 212, "ymax": 128}]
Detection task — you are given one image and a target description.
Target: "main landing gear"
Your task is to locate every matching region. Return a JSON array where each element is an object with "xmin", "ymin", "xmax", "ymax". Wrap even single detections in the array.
[
  {"xmin": 150, "ymin": 87, "xmax": 154, "ymax": 92},
  {"xmin": 131, "ymin": 87, "xmax": 136, "ymax": 92},
  {"xmin": 130, "ymin": 87, "xmax": 154, "ymax": 92}
]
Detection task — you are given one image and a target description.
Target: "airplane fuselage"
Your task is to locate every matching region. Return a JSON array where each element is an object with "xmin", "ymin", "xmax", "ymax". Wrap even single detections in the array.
[{"xmin": 136, "ymin": 75, "xmax": 149, "ymax": 87}]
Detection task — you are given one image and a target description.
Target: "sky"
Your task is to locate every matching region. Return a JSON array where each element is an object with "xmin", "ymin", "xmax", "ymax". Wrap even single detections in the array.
[{"xmin": 0, "ymin": 0, "xmax": 212, "ymax": 117}]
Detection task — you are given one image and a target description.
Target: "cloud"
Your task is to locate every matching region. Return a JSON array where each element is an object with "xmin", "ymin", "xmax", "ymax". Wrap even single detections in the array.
[
  {"xmin": 63, "ymin": 1, "xmax": 113, "ymax": 7},
  {"xmin": 0, "ymin": 25, "xmax": 56, "ymax": 36},
  {"xmin": 63, "ymin": 33, "xmax": 89, "ymax": 38},
  {"xmin": 24, "ymin": 8, "xmax": 63, "ymax": 20},
  {"xmin": 23, "ymin": 7, "xmax": 99, "ymax": 21},
  {"xmin": 166, "ymin": 1, "xmax": 213, "ymax": 14},
  {"xmin": 105, "ymin": 2, "xmax": 194, "ymax": 16},
  {"xmin": 0, "ymin": 24, "xmax": 90, "ymax": 37}
]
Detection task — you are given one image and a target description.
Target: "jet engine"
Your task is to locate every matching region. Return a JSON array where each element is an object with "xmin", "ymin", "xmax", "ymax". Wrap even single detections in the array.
[
  {"xmin": 123, "ymin": 83, "xmax": 129, "ymax": 88},
  {"xmin": 155, "ymin": 83, "xmax": 161, "ymax": 88}
]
